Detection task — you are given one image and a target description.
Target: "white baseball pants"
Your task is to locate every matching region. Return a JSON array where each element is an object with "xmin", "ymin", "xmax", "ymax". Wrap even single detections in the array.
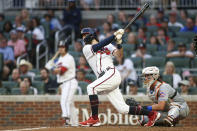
[
  {"xmin": 60, "ymin": 78, "xmax": 78, "ymax": 124},
  {"xmin": 87, "ymin": 68, "xmax": 130, "ymax": 114}
]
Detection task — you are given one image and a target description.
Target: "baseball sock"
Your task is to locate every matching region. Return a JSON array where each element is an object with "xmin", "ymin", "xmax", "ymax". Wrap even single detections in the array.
[
  {"xmin": 89, "ymin": 95, "xmax": 99, "ymax": 120},
  {"xmin": 128, "ymin": 106, "xmax": 154, "ymax": 116}
]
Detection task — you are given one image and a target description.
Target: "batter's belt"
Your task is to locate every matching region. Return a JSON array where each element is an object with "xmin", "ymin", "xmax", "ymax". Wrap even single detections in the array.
[
  {"xmin": 98, "ymin": 67, "xmax": 114, "ymax": 78},
  {"xmin": 58, "ymin": 77, "xmax": 75, "ymax": 86}
]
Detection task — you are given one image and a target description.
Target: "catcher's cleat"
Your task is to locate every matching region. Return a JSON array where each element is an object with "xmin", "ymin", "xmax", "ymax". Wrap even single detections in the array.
[
  {"xmin": 163, "ymin": 116, "xmax": 175, "ymax": 127},
  {"xmin": 144, "ymin": 111, "xmax": 161, "ymax": 127},
  {"xmin": 79, "ymin": 117, "xmax": 101, "ymax": 127},
  {"xmin": 138, "ymin": 115, "xmax": 146, "ymax": 126}
]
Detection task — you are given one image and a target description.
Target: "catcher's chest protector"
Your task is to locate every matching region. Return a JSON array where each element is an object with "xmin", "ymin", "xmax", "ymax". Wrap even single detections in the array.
[{"xmin": 147, "ymin": 82, "xmax": 163, "ymax": 103}]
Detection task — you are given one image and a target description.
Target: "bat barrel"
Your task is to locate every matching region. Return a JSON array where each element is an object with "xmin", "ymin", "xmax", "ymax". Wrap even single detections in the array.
[{"xmin": 124, "ymin": 2, "xmax": 150, "ymax": 30}]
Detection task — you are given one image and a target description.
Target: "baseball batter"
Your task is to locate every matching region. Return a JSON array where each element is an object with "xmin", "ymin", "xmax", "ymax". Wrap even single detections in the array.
[
  {"xmin": 139, "ymin": 66, "xmax": 189, "ymax": 127},
  {"xmin": 45, "ymin": 41, "xmax": 78, "ymax": 126},
  {"xmin": 79, "ymin": 27, "xmax": 160, "ymax": 127}
]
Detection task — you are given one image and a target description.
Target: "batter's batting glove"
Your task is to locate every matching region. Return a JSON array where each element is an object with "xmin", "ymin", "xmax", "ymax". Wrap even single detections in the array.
[
  {"xmin": 114, "ymin": 29, "xmax": 124, "ymax": 40},
  {"xmin": 125, "ymin": 97, "xmax": 139, "ymax": 106},
  {"xmin": 193, "ymin": 35, "xmax": 197, "ymax": 54},
  {"xmin": 116, "ymin": 39, "xmax": 122, "ymax": 44}
]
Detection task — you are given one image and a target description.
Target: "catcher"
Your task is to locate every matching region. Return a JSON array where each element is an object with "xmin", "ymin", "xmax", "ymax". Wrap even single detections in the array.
[{"xmin": 126, "ymin": 66, "xmax": 189, "ymax": 127}]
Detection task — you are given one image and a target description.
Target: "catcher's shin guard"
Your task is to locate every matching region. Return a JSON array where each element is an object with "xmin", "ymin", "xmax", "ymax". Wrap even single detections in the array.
[{"xmin": 163, "ymin": 116, "xmax": 176, "ymax": 127}]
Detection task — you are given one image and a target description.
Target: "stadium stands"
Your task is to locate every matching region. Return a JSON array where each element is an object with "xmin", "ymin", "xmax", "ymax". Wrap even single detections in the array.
[
  {"xmin": 0, "ymin": 0, "xmax": 196, "ymax": 96},
  {"xmin": 78, "ymin": 81, "xmax": 89, "ymax": 95},
  {"xmin": 144, "ymin": 57, "xmax": 166, "ymax": 68}
]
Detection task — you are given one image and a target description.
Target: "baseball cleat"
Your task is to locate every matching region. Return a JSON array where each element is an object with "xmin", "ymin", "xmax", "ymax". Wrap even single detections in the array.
[
  {"xmin": 138, "ymin": 115, "xmax": 146, "ymax": 126},
  {"xmin": 144, "ymin": 111, "xmax": 161, "ymax": 127},
  {"xmin": 79, "ymin": 117, "xmax": 101, "ymax": 127},
  {"xmin": 163, "ymin": 116, "xmax": 175, "ymax": 127}
]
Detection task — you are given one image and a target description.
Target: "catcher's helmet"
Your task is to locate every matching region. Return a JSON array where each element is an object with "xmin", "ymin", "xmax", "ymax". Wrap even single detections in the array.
[
  {"xmin": 81, "ymin": 27, "xmax": 98, "ymax": 44},
  {"xmin": 142, "ymin": 66, "xmax": 159, "ymax": 76},
  {"xmin": 142, "ymin": 66, "xmax": 160, "ymax": 89}
]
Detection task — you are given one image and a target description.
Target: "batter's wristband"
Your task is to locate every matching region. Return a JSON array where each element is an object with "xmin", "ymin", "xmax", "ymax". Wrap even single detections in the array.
[
  {"xmin": 147, "ymin": 106, "xmax": 152, "ymax": 111},
  {"xmin": 117, "ymin": 44, "xmax": 122, "ymax": 49}
]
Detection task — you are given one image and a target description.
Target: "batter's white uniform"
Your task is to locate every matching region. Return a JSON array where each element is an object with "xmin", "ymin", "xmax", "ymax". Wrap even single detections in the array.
[
  {"xmin": 83, "ymin": 44, "xmax": 130, "ymax": 114},
  {"xmin": 45, "ymin": 53, "xmax": 78, "ymax": 125}
]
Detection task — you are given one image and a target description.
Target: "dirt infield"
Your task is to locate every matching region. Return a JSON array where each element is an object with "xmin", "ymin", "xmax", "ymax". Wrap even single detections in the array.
[{"xmin": 1, "ymin": 126, "xmax": 197, "ymax": 131}]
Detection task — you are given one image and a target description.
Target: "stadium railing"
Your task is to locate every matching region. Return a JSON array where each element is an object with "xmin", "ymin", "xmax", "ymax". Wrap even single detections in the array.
[
  {"xmin": 36, "ymin": 40, "xmax": 48, "ymax": 70},
  {"xmin": 54, "ymin": 25, "xmax": 75, "ymax": 53},
  {"xmin": 16, "ymin": 53, "xmax": 29, "ymax": 66},
  {"xmin": 1, "ymin": 0, "xmax": 197, "ymax": 11}
]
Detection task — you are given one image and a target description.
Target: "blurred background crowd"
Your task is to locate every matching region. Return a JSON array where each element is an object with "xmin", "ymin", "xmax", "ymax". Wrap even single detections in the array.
[{"xmin": 0, "ymin": 0, "xmax": 197, "ymax": 96}]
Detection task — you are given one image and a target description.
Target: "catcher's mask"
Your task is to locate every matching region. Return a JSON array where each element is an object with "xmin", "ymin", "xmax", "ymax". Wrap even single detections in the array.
[
  {"xmin": 81, "ymin": 27, "xmax": 98, "ymax": 44},
  {"xmin": 141, "ymin": 66, "xmax": 160, "ymax": 88}
]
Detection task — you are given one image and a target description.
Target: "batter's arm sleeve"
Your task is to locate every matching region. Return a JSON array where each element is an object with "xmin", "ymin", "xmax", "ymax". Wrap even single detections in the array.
[{"xmin": 92, "ymin": 35, "xmax": 115, "ymax": 52}]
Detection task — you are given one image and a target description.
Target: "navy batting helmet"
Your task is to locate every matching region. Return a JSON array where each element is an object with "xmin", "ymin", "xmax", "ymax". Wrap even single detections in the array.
[{"xmin": 81, "ymin": 27, "xmax": 98, "ymax": 44}]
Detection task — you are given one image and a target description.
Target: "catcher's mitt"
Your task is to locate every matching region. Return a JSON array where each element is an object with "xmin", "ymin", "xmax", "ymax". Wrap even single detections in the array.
[
  {"xmin": 125, "ymin": 97, "xmax": 139, "ymax": 106},
  {"xmin": 194, "ymin": 35, "xmax": 197, "ymax": 54}
]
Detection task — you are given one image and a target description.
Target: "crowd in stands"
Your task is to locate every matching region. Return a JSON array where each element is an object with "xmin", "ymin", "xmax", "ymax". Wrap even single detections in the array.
[{"xmin": 0, "ymin": 0, "xmax": 197, "ymax": 96}]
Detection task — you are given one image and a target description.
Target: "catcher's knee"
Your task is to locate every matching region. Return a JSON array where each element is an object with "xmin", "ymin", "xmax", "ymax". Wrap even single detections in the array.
[{"xmin": 168, "ymin": 106, "xmax": 180, "ymax": 119}]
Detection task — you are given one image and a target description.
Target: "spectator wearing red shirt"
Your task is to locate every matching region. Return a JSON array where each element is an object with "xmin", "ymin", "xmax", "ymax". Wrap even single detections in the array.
[{"xmin": 146, "ymin": 15, "xmax": 161, "ymax": 27}]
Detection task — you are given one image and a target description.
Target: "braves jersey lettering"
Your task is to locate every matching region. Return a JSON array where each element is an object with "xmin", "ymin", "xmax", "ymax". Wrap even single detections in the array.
[{"xmin": 83, "ymin": 44, "xmax": 116, "ymax": 77}]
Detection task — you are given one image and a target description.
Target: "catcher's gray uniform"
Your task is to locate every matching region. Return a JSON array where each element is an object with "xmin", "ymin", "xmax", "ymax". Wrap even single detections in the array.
[{"xmin": 145, "ymin": 81, "xmax": 189, "ymax": 124}]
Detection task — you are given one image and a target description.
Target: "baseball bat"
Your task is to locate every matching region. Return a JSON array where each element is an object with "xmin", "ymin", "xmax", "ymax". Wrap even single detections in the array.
[{"xmin": 124, "ymin": 2, "xmax": 150, "ymax": 30}]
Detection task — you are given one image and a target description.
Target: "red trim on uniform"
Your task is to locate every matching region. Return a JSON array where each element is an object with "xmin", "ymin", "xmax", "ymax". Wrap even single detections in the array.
[
  {"xmin": 96, "ymin": 52, "xmax": 99, "ymax": 75},
  {"xmin": 112, "ymin": 49, "xmax": 117, "ymax": 56},
  {"xmin": 60, "ymin": 66, "xmax": 68, "ymax": 75},
  {"xmin": 155, "ymin": 82, "xmax": 164, "ymax": 100},
  {"xmin": 100, "ymin": 54, "xmax": 102, "ymax": 73},
  {"xmin": 92, "ymin": 68, "xmax": 115, "ymax": 94}
]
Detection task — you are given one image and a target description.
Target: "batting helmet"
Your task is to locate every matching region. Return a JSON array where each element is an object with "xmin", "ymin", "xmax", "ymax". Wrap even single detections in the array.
[
  {"xmin": 81, "ymin": 27, "xmax": 98, "ymax": 44},
  {"xmin": 58, "ymin": 40, "xmax": 69, "ymax": 51}
]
